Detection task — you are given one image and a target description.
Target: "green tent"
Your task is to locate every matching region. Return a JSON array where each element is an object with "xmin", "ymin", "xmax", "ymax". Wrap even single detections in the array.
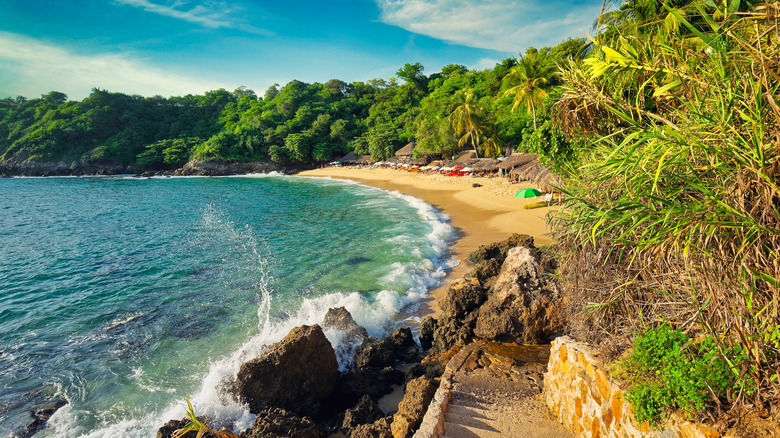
[{"xmin": 515, "ymin": 188, "xmax": 542, "ymax": 198}]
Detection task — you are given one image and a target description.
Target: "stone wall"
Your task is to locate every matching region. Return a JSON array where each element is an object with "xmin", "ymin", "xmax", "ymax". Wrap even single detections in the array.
[{"xmin": 544, "ymin": 336, "xmax": 720, "ymax": 438}]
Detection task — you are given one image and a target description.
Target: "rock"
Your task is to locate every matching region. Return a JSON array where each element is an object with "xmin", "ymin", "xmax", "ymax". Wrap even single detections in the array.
[
  {"xmin": 468, "ymin": 258, "xmax": 502, "ymax": 286},
  {"xmin": 228, "ymin": 325, "xmax": 338, "ymax": 417},
  {"xmin": 239, "ymin": 408, "xmax": 323, "ymax": 438},
  {"xmin": 342, "ymin": 395, "xmax": 385, "ymax": 430},
  {"xmin": 430, "ymin": 317, "xmax": 473, "ymax": 353},
  {"xmin": 174, "ymin": 159, "xmax": 281, "ymax": 176},
  {"xmin": 353, "ymin": 327, "xmax": 419, "ymax": 369},
  {"xmin": 15, "ymin": 399, "xmax": 67, "ymax": 438},
  {"xmin": 156, "ymin": 416, "xmax": 209, "ymax": 438},
  {"xmin": 418, "ymin": 317, "xmax": 436, "ymax": 351},
  {"xmin": 322, "ymin": 307, "xmax": 369, "ymax": 340},
  {"xmin": 334, "ymin": 366, "xmax": 405, "ymax": 405},
  {"xmin": 472, "ymin": 183, "xmax": 482, "ymax": 187},
  {"xmin": 468, "ymin": 233, "xmax": 535, "ymax": 265},
  {"xmin": 347, "ymin": 417, "xmax": 393, "ymax": 438},
  {"xmin": 390, "ymin": 377, "xmax": 437, "ymax": 438},
  {"xmin": 474, "ymin": 246, "xmax": 564, "ymax": 343},
  {"xmin": 440, "ymin": 278, "xmax": 486, "ymax": 320}
]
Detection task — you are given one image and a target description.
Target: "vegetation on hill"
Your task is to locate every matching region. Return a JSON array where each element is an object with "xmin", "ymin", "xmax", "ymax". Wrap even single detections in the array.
[{"xmin": 0, "ymin": 41, "xmax": 584, "ymax": 170}]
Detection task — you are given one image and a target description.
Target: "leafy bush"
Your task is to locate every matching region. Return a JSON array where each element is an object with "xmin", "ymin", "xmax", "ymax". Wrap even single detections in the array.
[{"xmin": 620, "ymin": 325, "xmax": 745, "ymax": 425}]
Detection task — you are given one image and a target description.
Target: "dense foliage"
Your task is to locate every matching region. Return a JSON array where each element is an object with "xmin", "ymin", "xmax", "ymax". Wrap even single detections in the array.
[
  {"xmin": 1, "ymin": 44, "xmax": 585, "ymax": 169},
  {"xmin": 553, "ymin": 0, "xmax": 780, "ymax": 427}
]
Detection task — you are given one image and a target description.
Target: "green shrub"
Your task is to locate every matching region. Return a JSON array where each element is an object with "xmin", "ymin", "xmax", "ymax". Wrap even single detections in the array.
[{"xmin": 620, "ymin": 325, "xmax": 744, "ymax": 426}]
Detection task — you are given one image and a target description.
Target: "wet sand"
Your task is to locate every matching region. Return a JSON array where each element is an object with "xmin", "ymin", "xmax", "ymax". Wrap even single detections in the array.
[{"xmin": 297, "ymin": 167, "xmax": 558, "ymax": 317}]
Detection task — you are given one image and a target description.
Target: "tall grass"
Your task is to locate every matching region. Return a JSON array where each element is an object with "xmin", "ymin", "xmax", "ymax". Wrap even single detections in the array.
[{"xmin": 552, "ymin": 1, "xmax": 779, "ymax": 426}]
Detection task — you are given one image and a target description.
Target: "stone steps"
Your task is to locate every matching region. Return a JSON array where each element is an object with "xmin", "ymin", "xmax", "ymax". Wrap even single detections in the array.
[{"xmin": 441, "ymin": 420, "xmax": 504, "ymax": 438}]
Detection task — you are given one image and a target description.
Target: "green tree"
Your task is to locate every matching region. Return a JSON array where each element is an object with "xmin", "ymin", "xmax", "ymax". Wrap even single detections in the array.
[
  {"xmin": 448, "ymin": 89, "xmax": 485, "ymax": 158},
  {"xmin": 502, "ymin": 48, "xmax": 557, "ymax": 129}
]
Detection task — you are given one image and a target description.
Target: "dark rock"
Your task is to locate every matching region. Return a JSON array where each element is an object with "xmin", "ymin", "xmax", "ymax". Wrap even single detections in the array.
[
  {"xmin": 468, "ymin": 233, "xmax": 535, "ymax": 265},
  {"xmin": 227, "ymin": 325, "xmax": 338, "ymax": 417},
  {"xmin": 472, "ymin": 183, "xmax": 482, "ymax": 187},
  {"xmin": 322, "ymin": 307, "xmax": 369, "ymax": 341},
  {"xmin": 341, "ymin": 395, "xmax": 385, "ymax": 430},
  {"xmin": 173, "ymin": 159, "xmax": 281, "ymax": 176},
  {"xmin": 353, "ymin": 327, "xmax": 419, "ymax": 369},
  {"xmin": 404, "ymin": 360, "xmax": 445, "ymax": 382},
  {"xmin": 418, "ymin": 316, "xmax": 436, "ymax": 351},
  {"xmin": 390, "ymin": 377, "xmax": 437, "ymax": 438},
  {"xmin": 347, "ymin": 417, "xmax": 393, "ymax": 438},
  {"xmin": 431, "ymin": 318, "xmax": 473, "ymax": 353},
  {"xmin": 334, "ymin": 367, "xmax": 404, "ymax": 404},
  {"xmin": 468, "ymin": 258, "xmax": 502, "ymax": 286},
  {"xmin": 239, "ymin": 408, "xmax": 323, "ymax": 438},
  {"xmin": 474, "ymin": 246, "xmax": 564, "ymax": 343},
  {"xmin": 440, "ymin": 278, "xmax": 486, "ymax": 320},
  {"xmin": 156, "ymin": 416, "xmax": 209, "ymax": 438},
  {"xmin": 15, "ymin": 399, "xmax": 67, "ymax": 438}
]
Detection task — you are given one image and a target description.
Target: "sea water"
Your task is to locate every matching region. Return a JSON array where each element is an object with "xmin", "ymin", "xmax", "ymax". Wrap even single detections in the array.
[{"xmin": 0, "ymin": 174, "xmax": 455, "ymax": 437}]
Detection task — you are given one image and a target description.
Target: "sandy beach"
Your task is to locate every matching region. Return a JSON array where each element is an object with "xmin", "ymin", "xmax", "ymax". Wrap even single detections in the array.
[{"xmin": 297, "ymin": 166, "xmax": 558, "ymax": 317}]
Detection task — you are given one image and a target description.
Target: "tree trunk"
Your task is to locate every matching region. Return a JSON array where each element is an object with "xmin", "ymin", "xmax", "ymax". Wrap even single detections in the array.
[{"xmin": 469, "ymin": 130, "xmax": 480, "ymax": 158}]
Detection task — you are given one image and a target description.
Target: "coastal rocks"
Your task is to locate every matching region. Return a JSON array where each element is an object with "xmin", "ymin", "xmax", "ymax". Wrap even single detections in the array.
[
  {"xmin": 354, "ymin": 327, "xmax": 419, "ymax": 369},
  {"xmin": 173, "ymin": 159, "xmax": 281, "ymax": 176},
  {"xmin": 239, "ymin": 408, "xmax": 324, "ymax": 438},
  {"xmin": 342, "ymin": 395, "xmax": 385, "ymax": 430},
  {"xmin": 0, "ymin": 158, "xmax": 139, "ymax": 177},
  {"xmin": 334, "ymin": 367, "xmax": 405, "ymax": 403},
  {"xmin": 322, "ymin": 307, "xmax": 369, "ymax": 341},
  {"xmin": 15, "ymin": 399, "xmax": 67, "ymax": 438},
  {"xmin": 347, "ymin": 417, "xmax": 394, "ymax": 438},
  {"xmin": 156, "ymin": 416, "xmax": 209, "ymax": 438},
  {"xmin": 227, "ymin": 325, "xmax": 338, "ymax": 417},
  {"xmin": 390, "ymin": 376, "xmax": 438, "ymax": 438},
  {"xmin": 422, "ymin": 234, "xmax": 564, "ymax": 352},
  {"xmin": 474, "ymin": 246, "xmax": 564, "ymax": 343}
]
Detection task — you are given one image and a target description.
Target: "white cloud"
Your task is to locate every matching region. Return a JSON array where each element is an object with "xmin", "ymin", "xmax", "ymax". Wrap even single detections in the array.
[
  {"xmin": 0, "ymin": 32, "xmax": 228, "ymax": 100},
  {"xmin": 471, "ymin": 57, "xmax": 501, "ymax": 71},
  {"xmin": 375, "ymin": 0, "xmax": 602, "ymax": 53},
  {"xmin": 113, "ymin": 0, "xmax": 274, "ymax": 35}
]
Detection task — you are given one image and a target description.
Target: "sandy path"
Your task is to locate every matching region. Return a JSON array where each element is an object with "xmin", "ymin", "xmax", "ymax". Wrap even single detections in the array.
[{"xmin": 296, "ymin": 167, "xmax": 558, "ymax": 317}]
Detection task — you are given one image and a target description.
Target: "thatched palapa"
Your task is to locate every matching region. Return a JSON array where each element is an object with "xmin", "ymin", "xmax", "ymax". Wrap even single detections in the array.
[
  {"xmin": 455, "ymin": 150, "xmax": 478, "ymax": 163},
  {"xmin": 355, "ymin": 155, "xmax": 375, "ymax": 165},
  {"xmin": 395, "ymin": 142, "xmax": 416, "ymax": 158},
  {"xmin": 497, "ymin": 153, "xmax": 538, "ymax": 170},
  {"xmin": 471, "ymin": 158, "xmax": 499, "ymax": 172},
  {"xmin": 340, "ymin": 152, "xmax": 358, "ymax": 163}
]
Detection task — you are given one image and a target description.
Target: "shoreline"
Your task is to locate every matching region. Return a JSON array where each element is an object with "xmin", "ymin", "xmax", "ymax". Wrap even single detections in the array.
[{"xmin": 297, "ymin": 167, "xmax": 557, "ymax": 318}]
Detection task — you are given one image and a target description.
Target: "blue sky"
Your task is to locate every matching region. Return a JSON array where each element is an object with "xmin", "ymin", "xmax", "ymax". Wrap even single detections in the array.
[{"xmin": 0, "ymin": 0, "xmax": 604, "ymax": 101}]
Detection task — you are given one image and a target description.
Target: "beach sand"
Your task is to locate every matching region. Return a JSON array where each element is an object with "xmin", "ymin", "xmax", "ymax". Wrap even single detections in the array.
[{"xmin": 297, "ymin": 167, "xmax": 558, "ymax": 318}]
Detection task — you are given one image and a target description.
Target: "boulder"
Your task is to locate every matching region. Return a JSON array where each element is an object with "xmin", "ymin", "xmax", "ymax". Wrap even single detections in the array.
[
  {"xmin": 474, "ymin": 246, "xmax": 565, "ymax": 343},
  {"xmin": 342, "ymin": 395, "xmax": 385, "ymax": 431},
  {"xmin": 15, "ymin": 399, "xmax": 67, "ymax": 438},
  {"xmin": 439, "ymin": 278, "xmax": 486, "ymax": 320},
  {"xmin": 347, "ymin": 417, "xmax": 393, "ymax": 438},
  {"xmin": 239, "ymin": 408, "xmax": 323, "ymax": 438},
  {"xmin": 468, "ymin": 233, "xmax": 535, "ymax": 265},
  {"xmin": 430, "ymin": 317, "xmax": 473, "ymax": 353},
  {"xmin": 334, "ymin": 366, "xmax": 404, "ymax": 404},
  {"xmin": 353, "ymin": 327, "xmax": 419, "ymax": 369},
  {"xmin": 468, "ymin": 258, "xmax": 502, "ymax": 287},
  {"xmin": 228, "ymin": 325, "xmax": 338, "ymax": 417},
  {"xmin": 390, "ymin": 377, "xmax": 437, "ymax": 438},
  {"xmin": 418, "ymin": 317, "xmax": 436, "ymax": 351},
  {"xmin": 157, "ymin": 416, "xmax": 208, "ymax": 438},
  {"xmin": 322, "ymin": 307, "xmax": 369, "ymax": 340}
]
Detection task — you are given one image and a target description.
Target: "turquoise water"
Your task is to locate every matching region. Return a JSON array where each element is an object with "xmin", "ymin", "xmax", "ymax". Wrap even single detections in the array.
[{"xmin": 0, "ymin": 174, "xmax": 455, "ymax": 437}]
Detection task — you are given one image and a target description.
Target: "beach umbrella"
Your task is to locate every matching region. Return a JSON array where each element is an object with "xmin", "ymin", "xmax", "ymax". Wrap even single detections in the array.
[{"xmin": 515, "ymin": 188, "xmax": 542, "ymax": 198}]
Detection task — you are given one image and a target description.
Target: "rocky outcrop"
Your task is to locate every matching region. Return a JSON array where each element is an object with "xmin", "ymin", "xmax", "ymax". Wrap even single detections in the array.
[
  {"xmin": 347, "ymin": 417, "xmax": 393, "ymax": 438},
  {"xmin": 173, "ymin": 159, "xmax": 281, "ymax": 176},
  {"xmin": 15, "ymin": 399, "xmax": 67, "ymax": 438},
  {"xmin": 354, "ymin": 327, "xmax": 419, "ymax": 369},
  {"xmin": 342, "ymin": 395, "xmax": 385, "ymax": 430},
  {"xmin": 239, "ymin": 408, "xmax": 324, "ymax": 438},
  {"xmin": 422, "ymin": 234, "xmax": 564, "ymax": 352},
  {"xmin": 334, "ymin": 366, "xmax": 405, "ymax": 403},
  {"xmin": 0, "ymin": 158, "xmax": 140, "ymax": 177},
  {"xmin": 322, "ymin": 307, "xmax": 369, "ymax": 340},
  {"xmin": 391, "ymin": 377, "xmax": 438, "ymax": 438},
  {"xmin": 474, "ymin": 246, "xmax": 564, "ymax": 343},
  {"xmin": 227, "ymin": 325, "xmax": 338, "ymax": 417}
]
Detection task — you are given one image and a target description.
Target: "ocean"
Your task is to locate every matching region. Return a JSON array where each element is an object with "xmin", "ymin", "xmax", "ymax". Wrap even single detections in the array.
[{"xmin": 0, "ymin": 174, "xmax": 455, "ymax": 437}]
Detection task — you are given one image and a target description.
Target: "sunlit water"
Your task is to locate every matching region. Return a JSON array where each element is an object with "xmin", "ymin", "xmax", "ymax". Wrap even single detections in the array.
[{"xmin": 0, "ymin": 174, "xmax": 455, "ymax": 437}]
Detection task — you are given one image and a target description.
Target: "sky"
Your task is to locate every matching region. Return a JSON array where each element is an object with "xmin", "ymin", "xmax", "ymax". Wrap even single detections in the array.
[{"xmin": 0, "ymin": 0, "xmax": 604, "ymax": 101}]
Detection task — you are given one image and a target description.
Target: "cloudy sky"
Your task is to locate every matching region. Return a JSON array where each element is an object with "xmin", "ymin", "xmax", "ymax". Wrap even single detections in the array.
[{"xmin": 0, "ymin": 0, "xmax": 603, "ymax": 101}]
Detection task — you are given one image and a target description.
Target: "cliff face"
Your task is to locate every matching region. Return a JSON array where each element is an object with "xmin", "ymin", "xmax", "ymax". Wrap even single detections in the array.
[{"xmin": 0, "ymin": 158, "xmax": 283, "ymax": 177}]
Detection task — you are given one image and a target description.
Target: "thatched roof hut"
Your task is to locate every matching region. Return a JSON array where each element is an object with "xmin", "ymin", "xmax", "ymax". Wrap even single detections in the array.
[
  {"xmin": 497, "ymin": 153, "xmax": 538, "ymax": 170},
  {"xmin": 537, "ymin": 171, "xmax": 564, "ymax": 192},
  {"xmin": 340, "ymin": 152, "xmax": 358, "ymax": 163},
  {"xmin": 512, "ymin": 161, "xmax": 541, "ymax": 180},
  {"xmin": 355, "ymin": 155, "xmax": 375, "ymax": 165},
  {"xmin": 412, "ymin": 156, "xmax": 430, "ymax": 165},
  {"xmin": 395, "ymin": 142, "xmax": 416, "ymax": 157},
  {"xmin": 472, "ymin": 158, "xmax": 500, "ymax": 172},
  {"xmin": 455, "ymin": 150, "xmax": 478, "ymax": 163}
]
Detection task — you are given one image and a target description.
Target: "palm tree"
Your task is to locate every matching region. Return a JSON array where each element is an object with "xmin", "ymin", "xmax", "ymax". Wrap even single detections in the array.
[
  {"xmin": 503, "ymin": 48, "xmax": 557, "ymax": 130},
  {"xmin": 448, "ymin": 89, "xmax": 485, "ymax": 158}
]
